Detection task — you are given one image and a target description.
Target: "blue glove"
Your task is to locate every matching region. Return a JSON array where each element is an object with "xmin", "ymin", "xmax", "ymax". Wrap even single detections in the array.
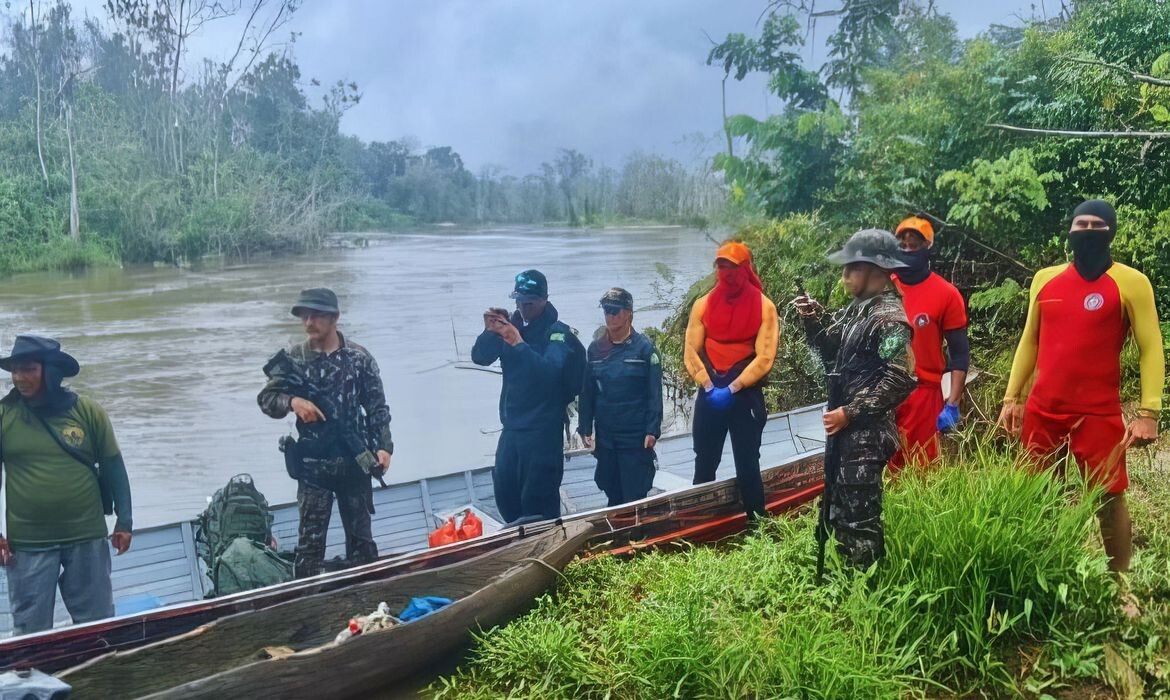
[
  {"xmin": 937, "ymin": 403, "xmax": 961, "ymax": 432},
  {"xmin": 705, "ymin": 386, "xmax": 734, "ymax": 411}
]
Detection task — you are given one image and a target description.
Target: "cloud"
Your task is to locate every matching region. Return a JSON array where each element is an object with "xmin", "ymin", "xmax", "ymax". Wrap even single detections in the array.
[{"xmin": 68, "ymin": 0, "xmax": 1040, "ymax": 173}]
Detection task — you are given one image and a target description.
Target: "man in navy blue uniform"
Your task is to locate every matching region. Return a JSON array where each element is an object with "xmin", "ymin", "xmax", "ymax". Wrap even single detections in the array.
[
  {"xmin": 577, "ymin": 288, "xmax": 663, "ymax": 507},
  {"xmin": 472, "ymin": 270, "xmax": 584, "ymax": 522}
]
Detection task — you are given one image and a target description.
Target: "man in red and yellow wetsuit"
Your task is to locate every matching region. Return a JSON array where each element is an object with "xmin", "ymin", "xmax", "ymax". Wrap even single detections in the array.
[
  {"xmin": 999, "ymin": 199, "xmax": 1164, "ymax": 573},
  {"xmin": 684, "ymin": 241, "xmax": 778, "ymax": 520},
  {"xmin": 889, "ymin": 217, "xmax": 970, "ymax": 473}
]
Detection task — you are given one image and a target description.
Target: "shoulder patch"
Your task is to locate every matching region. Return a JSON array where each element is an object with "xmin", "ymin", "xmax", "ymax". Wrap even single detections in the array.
[
  {"xmin": 650, "ymin": 352, "xmax": 660, "ymax": 365},
  {"xmin": 878, "ymin": 323, "xmax": 911, "ymax": 361},
  {"xmin": 549, "ymin": 332, "xmax": 565, "ymax": 342}
]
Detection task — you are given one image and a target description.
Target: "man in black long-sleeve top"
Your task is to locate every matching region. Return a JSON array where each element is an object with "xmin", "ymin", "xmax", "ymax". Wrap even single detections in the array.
[
  {"xmin": 577, "ymin": 288, "xmax": 663, "ymax": 507},
  {"xmin": 472, "ymin": 270, "xmax": 583, "ymax": 523}
]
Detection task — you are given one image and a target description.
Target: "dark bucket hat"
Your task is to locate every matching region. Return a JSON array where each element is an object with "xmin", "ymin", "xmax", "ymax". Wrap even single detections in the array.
[
  {"xmin": 827, "ymin": 229, "xmax": 908, "ymax": 270},
  {"xmin": 510, "ymin": 269, "xmax": 549, "ymax": 301},
  {"xmin": 599, "ymin": 287, "xmax": 633, "ymax": 311},
  {"xmin": 0, "ymin": 335, "xmax": 80, "ymax": 377},
  {"xmin": 291, "ymin": 288, "xmax": 340, "ymax": 317}
]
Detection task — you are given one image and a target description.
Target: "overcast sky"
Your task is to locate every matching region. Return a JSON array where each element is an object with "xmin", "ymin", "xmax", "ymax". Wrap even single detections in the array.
[{"xmin": 73, "ymin": 0, "xmax": 1048, "ymax": 174}]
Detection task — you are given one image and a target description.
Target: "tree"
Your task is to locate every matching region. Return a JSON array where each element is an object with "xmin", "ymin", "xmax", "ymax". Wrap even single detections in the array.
[{"xmin": 553, "ymin": 148, "xmax": 590, "ymax": 226}]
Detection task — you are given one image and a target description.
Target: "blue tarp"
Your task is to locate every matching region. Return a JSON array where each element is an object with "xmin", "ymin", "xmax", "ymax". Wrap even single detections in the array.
[{"xmin": 398, "ymin": 596, "xmax": 454, "ymax": 622}]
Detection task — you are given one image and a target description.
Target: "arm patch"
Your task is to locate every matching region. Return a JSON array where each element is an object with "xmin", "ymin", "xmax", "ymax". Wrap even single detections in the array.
[{"xmin": 878, "ymin": 323, "xmax": 911, "ymax": 361}]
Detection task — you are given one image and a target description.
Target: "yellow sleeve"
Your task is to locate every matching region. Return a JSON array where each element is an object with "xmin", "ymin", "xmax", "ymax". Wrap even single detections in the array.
[
  {"xmin": 1111, "ymin": 265, "xmax": 1165, "ymax": 414},
  {"xmin": 1004, "ymin": 266, "xmax": 1064, "ymax": 403},
  {"xmin": 733, "ymin": 296, "xmax": 779, "ymax": 390},
  {"xmin": 684, "ymin": 295, "xmax": 712, "ymax": 388}
]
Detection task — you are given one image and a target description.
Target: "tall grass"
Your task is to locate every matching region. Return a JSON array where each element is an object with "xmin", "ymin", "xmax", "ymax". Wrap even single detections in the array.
[{"xmin": 434, "ymin": 443, "xmax": 1121, "ymax": 698}]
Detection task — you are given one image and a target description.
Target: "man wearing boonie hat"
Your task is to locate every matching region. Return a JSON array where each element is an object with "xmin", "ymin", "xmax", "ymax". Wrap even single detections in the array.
[
  {"xmin": 794, "ymin": 229, "xmax": 915, "ymax": 569},
  {"xmin": 888, "ymin": 216, "xmax": 970, "ymax": 473},
  {"xmin": 577, "ymin": 288, "xmax": 663, "ymax": 507},
  {"xmin": 0, "ymin": 335, "xmax": 133, "ymax": 634}
]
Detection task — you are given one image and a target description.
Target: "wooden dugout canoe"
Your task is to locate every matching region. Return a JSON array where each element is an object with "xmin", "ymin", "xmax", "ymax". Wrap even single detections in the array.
[
  {"xmin": 0, "ymin": 405, "xmax": 826, "ymax": 674},
  {"xmin": 59, "ymin": 520, "xmax": 595, "ymax": 700}
]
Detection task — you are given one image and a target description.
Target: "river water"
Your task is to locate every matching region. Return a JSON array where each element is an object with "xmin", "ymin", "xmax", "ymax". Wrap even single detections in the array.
[{"xmin": 0, "ymin": 226, "xmax": 715, "ymax": 527}]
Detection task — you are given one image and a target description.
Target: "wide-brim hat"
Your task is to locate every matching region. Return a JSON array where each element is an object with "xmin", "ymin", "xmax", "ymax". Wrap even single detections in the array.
[
  {"xmin": 0, "ymin": 335, "xmax": 80, "ymax": 377},
  {"xmin": 827, "ymin": 228, "xmax": 908, "ymax": 269},
  {"xmin": 291, "ymin": 288, "xmax": 340, "ymax": 316}
]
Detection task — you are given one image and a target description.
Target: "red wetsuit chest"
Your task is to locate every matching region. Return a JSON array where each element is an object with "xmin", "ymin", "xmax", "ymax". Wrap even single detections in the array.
[{"xmin": 1030, "ymin": 267, "xmax": 1128, "ymax": 415}]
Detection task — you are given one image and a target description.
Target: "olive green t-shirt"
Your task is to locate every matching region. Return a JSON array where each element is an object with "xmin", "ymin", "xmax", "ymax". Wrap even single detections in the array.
[{"xmin": 1, "ymin": 396, "xmax": 120, "ymax": 548}]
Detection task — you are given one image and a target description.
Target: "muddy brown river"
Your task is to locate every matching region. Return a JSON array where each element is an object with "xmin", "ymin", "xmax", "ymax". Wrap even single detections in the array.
[{"xmin": 0, "ymin": 226, "xmax": 715, "ymax": 527}]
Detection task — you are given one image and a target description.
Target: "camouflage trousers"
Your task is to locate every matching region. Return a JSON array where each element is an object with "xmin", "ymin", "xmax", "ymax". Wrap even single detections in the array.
[
  {"xmin": 294, "ymin": 459, "xmax": 377, "ymax": 579},
  {"xmin": 827, "ymin": 426, "xmax": 895, "ymax": 570}
]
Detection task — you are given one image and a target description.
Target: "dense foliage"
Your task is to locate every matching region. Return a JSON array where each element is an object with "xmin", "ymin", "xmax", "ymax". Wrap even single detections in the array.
[
  {"xmin": 657, "ymin": 0, "xmax": 1170, "ymax": 416},
  {"xmin": 0, "ymin": 1, "xmax": 726, "ymax": 272},
  {"xmin": 436, "ymin": 443, "xmax": 1165, "ymax": 698}
]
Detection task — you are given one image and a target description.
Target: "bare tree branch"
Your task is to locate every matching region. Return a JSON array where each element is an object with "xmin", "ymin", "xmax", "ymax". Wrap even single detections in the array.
[
  {"xmin": 1061, "ymin": 55, "xmax": 1170, "ymax": 87},
  {"xmin": 989, "ymin": 122, "xmax": 1170, "ymax": 139}
]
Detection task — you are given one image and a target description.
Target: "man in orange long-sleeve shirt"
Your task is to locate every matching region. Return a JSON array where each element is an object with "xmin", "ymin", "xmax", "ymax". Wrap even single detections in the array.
[
  {"xmin": 684, "ymin": 241, "xmax": 778, "ymax": 520},
  {"xmin": 999, "ymin": 199, "xmax": 1164, "ymax": 575}
]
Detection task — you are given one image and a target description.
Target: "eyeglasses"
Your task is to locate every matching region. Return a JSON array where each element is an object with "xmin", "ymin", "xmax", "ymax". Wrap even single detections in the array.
[{"xmin": 602, "ymin": 305, "xmax": 625, "ymax": 316}]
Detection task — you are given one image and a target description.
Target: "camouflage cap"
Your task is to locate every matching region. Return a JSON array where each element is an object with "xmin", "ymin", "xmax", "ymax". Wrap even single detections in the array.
[
  {"xmin": 291, "ymin": 288, "xmax": 340, "ymax": 317},
  {"xmin": 599, "ymin": 287, "xmax": 633, "ymax": 310},
  {"xmin": 827, "ymin": 229, "xmax": 908, "ymax": 270},
  {"xmin": 509, "ymin": 269, "xmax": 548, "ymax": 301}
]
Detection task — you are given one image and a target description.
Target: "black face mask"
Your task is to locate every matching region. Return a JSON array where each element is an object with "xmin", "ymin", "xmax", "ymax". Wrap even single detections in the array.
[
  {"xmin": 1068, "ymin": 229, "xmax": 1114, "ymax": 281},
  {"xmin": 893, "ymin": 248, "xmax": 931, "ymax": 285}
]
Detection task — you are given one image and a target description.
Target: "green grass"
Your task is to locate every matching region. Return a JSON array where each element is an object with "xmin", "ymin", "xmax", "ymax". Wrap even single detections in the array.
[
  {"xmin": 432, "ymin": 440, "xmax": 1150, "ymax": 699},
  {"xmin": 0, "ymin": 237, "xmax": 118, "ymax": 274}
]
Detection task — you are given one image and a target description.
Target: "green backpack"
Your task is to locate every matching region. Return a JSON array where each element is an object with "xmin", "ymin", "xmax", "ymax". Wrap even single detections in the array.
[
  {"xmin": 213, "ymin": 536, "xmax": 293, "ymax": 597},
  {"xmin": 195, "ymin": 474, "xmax": 289, "ymax": 596}
]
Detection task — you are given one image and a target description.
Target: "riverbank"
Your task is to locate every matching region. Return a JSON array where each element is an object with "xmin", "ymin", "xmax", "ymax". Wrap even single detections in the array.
[{"xmin": 433, "ymin": 439, "xmax": 1170, "ymax": 698}]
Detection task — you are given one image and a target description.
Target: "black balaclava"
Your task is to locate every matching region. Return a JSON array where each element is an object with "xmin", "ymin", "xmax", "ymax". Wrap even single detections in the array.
[
  {"xmin": 894, "ymin": 248, "xmax": 932, "ymax": 285},
  {"xmin": 27, "ymin": 360, "xmax": 79, "ymax": 416},
  {"xmin": 1068, "ymin": 199, "xmax": 1116, "ymax": 281}
]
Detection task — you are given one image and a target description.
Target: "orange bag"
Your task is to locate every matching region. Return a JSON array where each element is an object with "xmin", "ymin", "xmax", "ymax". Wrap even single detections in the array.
[
  {"xmin": 458, "ymin": 510, "xmax": 483, "ymax": 541},
  {"xmin": 428, "ymin": 516, "xmax": 458, "ymax": 548}
]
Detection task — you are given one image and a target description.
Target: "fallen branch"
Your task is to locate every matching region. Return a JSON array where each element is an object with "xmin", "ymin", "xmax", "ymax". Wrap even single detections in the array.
[
  {"xmin": 1061, "ymin": 56, "xmax": 1170, "ymax": 87},
  {"xmin": 989, "ymin": 123, "xmax": 1170, "ymax": 139}
]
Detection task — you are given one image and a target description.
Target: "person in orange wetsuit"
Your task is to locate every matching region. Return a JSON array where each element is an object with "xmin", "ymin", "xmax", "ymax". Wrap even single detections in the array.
[
  {"xmin": 999, "ymin": 199, "xmax": 1164, "ymax": 574},
  {"xmin": 684, "ymin": 241, "xmax": 778, "ymax": 520},
  {"xmin": 889, "ymin": 217, "xmax": 970, "ymax": 473}
]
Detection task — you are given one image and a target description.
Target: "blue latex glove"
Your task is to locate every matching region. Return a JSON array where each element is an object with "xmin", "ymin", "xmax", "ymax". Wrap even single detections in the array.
[
  {"xmin": 937, "ymin": 403, "xmax": 961, "ymax": 432},
  {"xmin": 705, "ymin": 386, "xmax": 734, "ymax": 411}
]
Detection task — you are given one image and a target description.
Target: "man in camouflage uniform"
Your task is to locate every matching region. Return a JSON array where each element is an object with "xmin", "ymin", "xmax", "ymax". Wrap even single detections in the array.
[
  {"xmin": 794, "ymin": 230, "xmax": 916, "ymax": 569},
  {"xmin": 258, "ymin": 288, "xmax": 393, "ymax": 578}
]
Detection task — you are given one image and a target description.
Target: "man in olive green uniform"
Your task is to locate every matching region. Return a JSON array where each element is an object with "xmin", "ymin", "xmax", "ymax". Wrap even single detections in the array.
[{"xmin": 0, "ymin": 336, "xmax": 133, "ymax": 635}]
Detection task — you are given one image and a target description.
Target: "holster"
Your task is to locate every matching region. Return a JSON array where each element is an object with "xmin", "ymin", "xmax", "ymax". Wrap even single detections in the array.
[{"xmin": 279, "ymin": 435, "xmax": 302, "ymax": 480}]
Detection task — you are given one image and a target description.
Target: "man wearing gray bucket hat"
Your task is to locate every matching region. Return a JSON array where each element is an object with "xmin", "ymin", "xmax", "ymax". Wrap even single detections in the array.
[
  {"xmin": 259, "ymin": 288, "xmax": 393, "ymax": 578},
  {"xmin": 0, "ymin": 335, "xmax": 133, "ymax": 635},
  {"xmin": 793, "ymin": 229, "xmax": 916, "ymax": 571}
]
